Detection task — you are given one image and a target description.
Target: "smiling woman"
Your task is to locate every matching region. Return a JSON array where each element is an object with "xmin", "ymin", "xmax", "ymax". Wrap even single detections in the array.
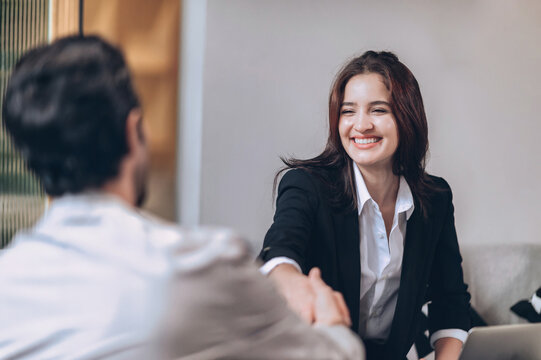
[
  {"xmin": 338, "ymin": 73, "xmax": 399, "ymax": 172},
  {"xmin": 258, "ymin": 51, "xmax": 471, "ymax": 360}
]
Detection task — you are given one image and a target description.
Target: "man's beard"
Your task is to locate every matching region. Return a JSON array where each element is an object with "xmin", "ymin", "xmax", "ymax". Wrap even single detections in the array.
[
  {"xmin": 135, "ymin": 185, "xmax": 147, "ymax": 208},
  {"xmin": 134, "ymin": 157, "xmax": 149, "ymax": 208}
]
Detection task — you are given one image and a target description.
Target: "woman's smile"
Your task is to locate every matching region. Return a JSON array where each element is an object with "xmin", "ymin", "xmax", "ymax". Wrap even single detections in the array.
[{"xmin": 352, "ymin": 136, "xmax": 382, "ymax": 149}]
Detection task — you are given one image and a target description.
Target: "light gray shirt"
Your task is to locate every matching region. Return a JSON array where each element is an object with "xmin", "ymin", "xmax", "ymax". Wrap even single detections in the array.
[{"xmin": 0, "ymin": 193, "xmax": 363, "ymax": 360}]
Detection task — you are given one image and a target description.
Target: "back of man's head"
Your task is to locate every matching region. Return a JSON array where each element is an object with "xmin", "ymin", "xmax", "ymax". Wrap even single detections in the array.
[{"xmin": 2, "ymin": 35, "xmax": 140, "ymax": 196}]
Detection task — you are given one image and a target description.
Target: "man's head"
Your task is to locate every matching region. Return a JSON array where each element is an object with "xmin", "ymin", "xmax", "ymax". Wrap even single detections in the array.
[{"xmin": 2, "ymin": 35, "xmax": 148, "ymax": 206}]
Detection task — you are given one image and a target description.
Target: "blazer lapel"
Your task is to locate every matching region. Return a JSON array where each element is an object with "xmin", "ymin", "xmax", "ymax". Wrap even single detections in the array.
[{"xmin": 385, "ymin": 207, "xmax": 432, "ymax": 358}]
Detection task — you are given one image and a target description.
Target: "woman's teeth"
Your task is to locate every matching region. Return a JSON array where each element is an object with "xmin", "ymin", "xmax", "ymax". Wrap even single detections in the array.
[{"xmin": 354, "ymin": 138, "xmax": 379, "ymax": 144}]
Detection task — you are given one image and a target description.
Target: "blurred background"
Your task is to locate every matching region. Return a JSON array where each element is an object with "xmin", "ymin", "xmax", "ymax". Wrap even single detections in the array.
[
  {"xmin": 1, "ymin": 0, "xmax": 540, "ymax": 252},
  {"xmin": 1, "ymin": 0, "xmax": 180, "ymax": 247}
]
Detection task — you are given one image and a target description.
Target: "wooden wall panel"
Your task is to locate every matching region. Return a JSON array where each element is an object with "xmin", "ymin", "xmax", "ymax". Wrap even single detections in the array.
[
  {"xmin": 50, "ymin": 0, "xmax": 80, "ymax": 40},
  {"xmin": 84, "ymin": 0, "xmax": 180, "ymax": 220}
]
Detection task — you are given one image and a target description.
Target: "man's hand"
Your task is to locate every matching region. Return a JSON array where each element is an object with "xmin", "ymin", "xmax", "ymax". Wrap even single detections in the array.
[
  {"xmin": 268, "ymin": 263, "xmax": 316, "ymax": 323},
  {"xmin": 309, "ymin": 267, "xmax": 352, "ymax": 327}
]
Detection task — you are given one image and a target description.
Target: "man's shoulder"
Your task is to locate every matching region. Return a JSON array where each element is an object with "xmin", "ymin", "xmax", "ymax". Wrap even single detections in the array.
[
  {"xmin": 7, "ymin": 197, "xmax": 251, "ymax": 275},
  {"xmin": 142, "ymin": 217, "xmax": 251, "ymax": 272}
]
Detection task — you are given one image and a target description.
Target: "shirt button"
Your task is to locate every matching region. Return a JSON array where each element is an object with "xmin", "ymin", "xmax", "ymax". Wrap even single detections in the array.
[{"xmin": 379, "ymin": 233, "xmax": 385, "ymax": 239}]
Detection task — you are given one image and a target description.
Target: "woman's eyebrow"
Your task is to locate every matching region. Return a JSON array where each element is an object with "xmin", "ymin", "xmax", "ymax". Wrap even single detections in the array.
[
  {"xmin": 341, "ymin": 100, "xmax": 391, "ymax": 107},
  {"xmin": 369, "ymin": 100, "xmax": 391, "ymax": 107}
]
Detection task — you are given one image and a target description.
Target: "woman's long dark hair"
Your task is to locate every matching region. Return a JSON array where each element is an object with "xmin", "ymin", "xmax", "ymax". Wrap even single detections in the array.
[{"xmin": 275, "ymin": 51, "xmax": 438, "ymax": 216}]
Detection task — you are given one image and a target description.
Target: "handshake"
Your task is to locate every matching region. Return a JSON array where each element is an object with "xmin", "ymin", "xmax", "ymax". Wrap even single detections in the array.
[{"xmin": 269, "ymin": 264, "xmax": 352, "ymax": 327}]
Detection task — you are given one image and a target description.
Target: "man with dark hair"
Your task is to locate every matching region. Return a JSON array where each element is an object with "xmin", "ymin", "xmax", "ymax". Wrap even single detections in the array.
[{"xmin": 0, "ymin": 36, "xmax": 363, "ymax": 359}]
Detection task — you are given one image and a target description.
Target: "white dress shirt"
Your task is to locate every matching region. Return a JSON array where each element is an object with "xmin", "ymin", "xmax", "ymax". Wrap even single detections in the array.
[
  {"xmin": 261, "ymin": 163, "xmax": 467, "ymax": 347},
  {"xmin": 354, "ymin": 162, "xmax": 413, "ymax": 340},
  {"xmin": 0, "ymin": 193, "xmax": 363, "ymax": 359}
]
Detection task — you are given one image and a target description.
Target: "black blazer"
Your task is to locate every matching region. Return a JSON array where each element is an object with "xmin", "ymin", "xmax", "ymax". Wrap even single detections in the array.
[{"xmin": 259, "ymin": 169, "xmax": 471, "ymax": 360}]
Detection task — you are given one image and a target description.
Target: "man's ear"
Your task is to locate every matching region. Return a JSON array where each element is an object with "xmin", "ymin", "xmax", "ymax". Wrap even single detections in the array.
[{"xmin": 125, "ymin": 108, "xmax": 144, "ymax": 153}]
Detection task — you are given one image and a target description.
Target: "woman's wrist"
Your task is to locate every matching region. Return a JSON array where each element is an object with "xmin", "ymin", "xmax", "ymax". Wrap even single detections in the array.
[
  {"xmin": 433, "ymin": 337, "xmax": 463, "ymax": 360},
  {"xmin": 269, "ymin": 263, "xmax": 302, "ymax": 280}
]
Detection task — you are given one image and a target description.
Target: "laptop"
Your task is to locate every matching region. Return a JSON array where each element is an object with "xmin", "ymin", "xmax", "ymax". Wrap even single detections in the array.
[{"xmin": 460, "ymin": 323, "xmax": 541, "ymax": 360}]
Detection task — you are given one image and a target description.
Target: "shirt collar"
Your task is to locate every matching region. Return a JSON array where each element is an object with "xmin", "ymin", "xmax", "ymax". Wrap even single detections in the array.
[
  {"xmin": 44, "ymin": 191, "xmax": 135, "ymax": 219},
  {"xmin": 352, "ymin": 161, "xmax": 415, "ymax": 219},
  {"xmin": 50, "ymin": 191, "xmax": 129, "ymax": 207},
  {"xmin": 353, "ymin": 162, "xmax": 372, "ymax": 215}
]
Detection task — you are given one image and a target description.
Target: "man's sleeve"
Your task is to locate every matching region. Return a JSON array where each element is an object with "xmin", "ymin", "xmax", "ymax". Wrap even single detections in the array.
[{"xmin": 162, "ymin": 228, "xmax": 364, "ymax": 360}]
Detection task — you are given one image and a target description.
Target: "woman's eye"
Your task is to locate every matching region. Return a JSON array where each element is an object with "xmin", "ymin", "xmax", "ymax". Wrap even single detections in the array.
[
  {"xmin": 373, "ymin": 108, "xmax": 388, "ymax": 114},
  {"xmin": 341, "ymin": 109, "xmax": 354, "ymax": 115}
]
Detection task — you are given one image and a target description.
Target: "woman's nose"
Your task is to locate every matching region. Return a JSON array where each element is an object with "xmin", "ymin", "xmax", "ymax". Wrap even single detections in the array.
[{"xmin": 353, "ymin": 113, "xmax": 374, "ymax": 132}]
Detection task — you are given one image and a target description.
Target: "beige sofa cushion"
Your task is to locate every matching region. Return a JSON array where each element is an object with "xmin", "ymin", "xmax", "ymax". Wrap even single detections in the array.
[{"xmin": 461, "ymin": 243, "xmax": 541, "ymax": 325}]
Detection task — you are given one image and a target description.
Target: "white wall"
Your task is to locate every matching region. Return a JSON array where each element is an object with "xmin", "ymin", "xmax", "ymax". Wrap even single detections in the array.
[{"xmin": 195, "ymin": 0, "xmax": 541, "ymax": 251}]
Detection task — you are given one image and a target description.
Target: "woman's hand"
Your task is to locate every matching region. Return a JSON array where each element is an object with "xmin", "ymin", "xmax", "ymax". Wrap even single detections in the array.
[
  {"xmin": 420, "ymin": 337, "xmax": 463, "ymax": 360},
  {"xmin": 308, "ymin": 267, "xmax": 352, "ymax": 327},
  {"xmin": 268, "ymin": 263, "xmax": 316, "ymax": 323},
  {"xmin": 269, "ymin": 264, "xmax": 351, "ymax": 327},
  {"xmin": 433, "ymin": 337, "xmax": 463, "ymax": 360}
]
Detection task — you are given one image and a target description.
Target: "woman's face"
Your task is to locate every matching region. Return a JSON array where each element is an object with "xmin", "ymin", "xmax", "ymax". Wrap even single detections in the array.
[{"xmin": 338, "ymin": 73, "xmax": 399, "ymax": 172}]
